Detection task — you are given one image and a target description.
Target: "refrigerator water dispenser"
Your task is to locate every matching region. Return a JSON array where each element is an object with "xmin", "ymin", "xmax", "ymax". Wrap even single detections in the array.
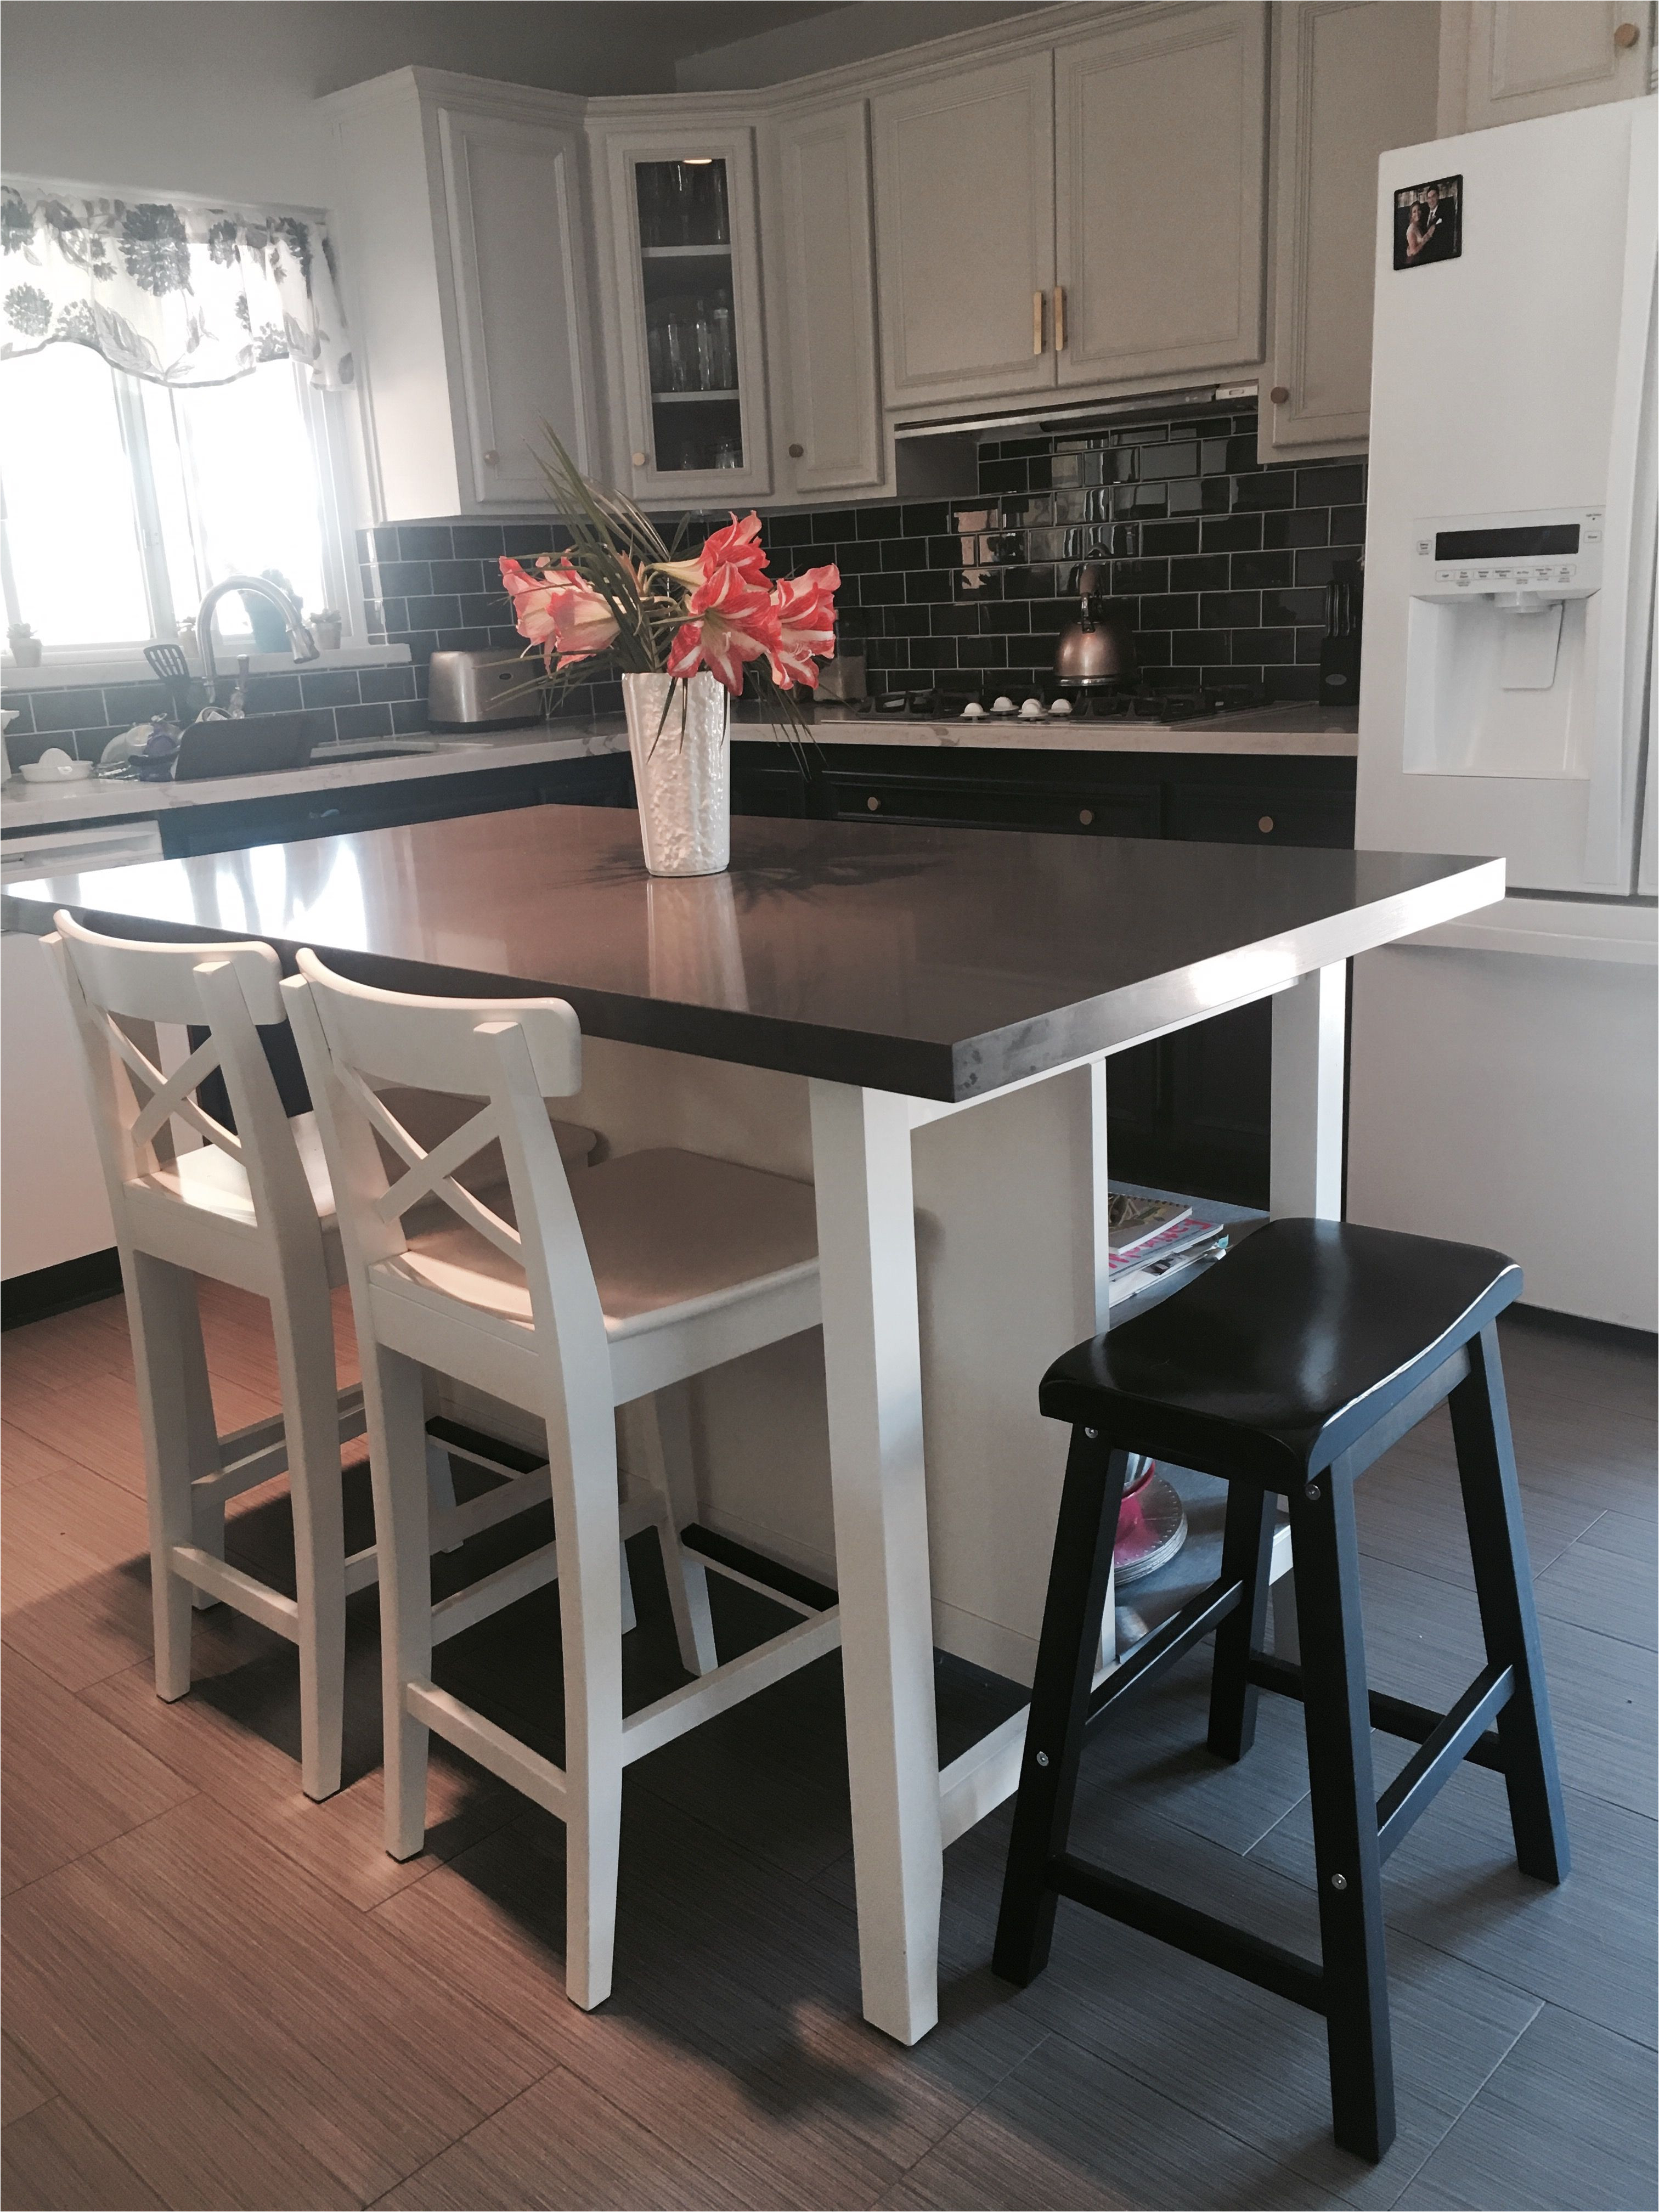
[{"xmin": 1401, "ymin": 506, "xmax": 1605, "ymax": 778}]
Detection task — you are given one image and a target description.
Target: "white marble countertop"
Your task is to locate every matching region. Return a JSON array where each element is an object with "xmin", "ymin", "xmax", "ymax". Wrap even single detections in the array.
[
  {"xmin": 747, "ymin": 702, "xmax": 1358, "ymax": 757},
  {"xmin": 0, "ymin": 724, "xmax": 625, "ymax": 834},
  {"xmin": 2, "ymin": 701, "xmax": 1357, "ymax": 838}
]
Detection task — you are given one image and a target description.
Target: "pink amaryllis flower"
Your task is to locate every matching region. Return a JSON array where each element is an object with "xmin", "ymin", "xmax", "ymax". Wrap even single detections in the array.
[
  {"xmin": 666, "ymin": 561, "xmax": 780, "ymax": 695},
  {"xmin": 655, "ymin": 510, "xmax": 770, "ymax": 593},
  {"xmin": 500, "ymin": 554, "xmax": 619, "ymax": 671},
  {"xmin": 768, "ymin": 563, "xmax": 840, "ymax": 689}
]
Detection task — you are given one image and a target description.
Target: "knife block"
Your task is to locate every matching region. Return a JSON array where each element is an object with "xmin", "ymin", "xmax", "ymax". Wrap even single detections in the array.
[{"xmin": 1319, "ymin": 631, "xmax": 1362, "ymax": 707}]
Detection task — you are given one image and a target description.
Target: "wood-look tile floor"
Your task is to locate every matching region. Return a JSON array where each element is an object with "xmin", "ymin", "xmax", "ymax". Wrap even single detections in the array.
[{"xmin": 2, "ymin": 1284, "xmax": 1654, "ymax": 2211}]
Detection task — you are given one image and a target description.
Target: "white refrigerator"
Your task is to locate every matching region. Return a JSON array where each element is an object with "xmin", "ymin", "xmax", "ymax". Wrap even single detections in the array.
[{"xmin": 1349, "ymin": 96, "xmax": 1657, "ymax": 1329}]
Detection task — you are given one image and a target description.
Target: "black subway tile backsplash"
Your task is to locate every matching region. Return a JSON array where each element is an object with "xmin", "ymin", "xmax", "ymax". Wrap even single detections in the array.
[{"xmin": 341, "ymin": 401, "xmax": 1365, "ymax": 714}]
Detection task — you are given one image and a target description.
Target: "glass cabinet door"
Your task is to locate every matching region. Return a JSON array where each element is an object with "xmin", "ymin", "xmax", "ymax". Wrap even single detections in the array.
[{"xmin": 633, "ymin": 156, "xmax": 746, "ymax": 477}]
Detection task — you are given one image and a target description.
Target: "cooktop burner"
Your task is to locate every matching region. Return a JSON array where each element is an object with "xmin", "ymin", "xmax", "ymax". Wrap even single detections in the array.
[{"xmin": 848, "ymin": 682, "xmax": 1260, "ymax": 725}]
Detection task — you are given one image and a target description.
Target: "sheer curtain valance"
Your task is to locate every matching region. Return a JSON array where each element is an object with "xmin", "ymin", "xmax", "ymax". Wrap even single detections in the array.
[{"xmin": 0, "ymin": 179, "xmax": 352, "ymax": 388}]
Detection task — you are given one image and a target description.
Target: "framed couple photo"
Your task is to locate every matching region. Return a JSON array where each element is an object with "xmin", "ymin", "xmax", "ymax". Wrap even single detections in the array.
[{"xmin": 1393, "ymin": 174, "xmax": 1463, "ymax": 269}]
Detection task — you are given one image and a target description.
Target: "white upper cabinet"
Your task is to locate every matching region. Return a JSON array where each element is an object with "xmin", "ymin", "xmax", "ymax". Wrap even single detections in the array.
[
  {"xmin": 438, "ymin": 109, "xmax": 595, "ymax": 503},
  {"xmin": 871, "ymin": 52, "xmax": 1057, "ymax": 408},
  {"xmin": 768, "ymin": 99, "xmax": 884, "ymax": 495},
  {"xmin": 1264, "ymin": 2, "xmax": 1440, "ymax": 457},
  {"xmin": 323, "ymin": 70, "xmax": 597, "ymax": 520},
  {"xmin": 1439, "ymin": 1, "xmax": 1653, "ymax": 133},
  {"xmin": 593, "ymin": 120, "xmax": 772, "ymax": 504},
  {"xmin": 1053, "ymin": 4, "xmax": 1268, "ymax": 390}
]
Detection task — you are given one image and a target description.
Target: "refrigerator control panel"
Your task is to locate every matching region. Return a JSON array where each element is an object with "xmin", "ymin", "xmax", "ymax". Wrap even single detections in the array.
[{"xmin": 1411, "ymin": 507, "xmax": 1604, "ymax": 602}]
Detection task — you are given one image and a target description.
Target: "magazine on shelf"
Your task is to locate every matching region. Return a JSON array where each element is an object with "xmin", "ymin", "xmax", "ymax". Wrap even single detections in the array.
[
  {"xmin": 1109, "ymin": 1214, "xmax": 1229, "ymax": 1297},
  {"xmin": 1107, "ymin": 1193, "xmax": 1192, "ymax": 1261}
]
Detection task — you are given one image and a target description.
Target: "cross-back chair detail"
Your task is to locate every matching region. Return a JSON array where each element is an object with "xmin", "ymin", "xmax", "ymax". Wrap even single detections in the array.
[{"xmin": 47, "ymin": 910, "xmax": 563, "ymax": 1802}]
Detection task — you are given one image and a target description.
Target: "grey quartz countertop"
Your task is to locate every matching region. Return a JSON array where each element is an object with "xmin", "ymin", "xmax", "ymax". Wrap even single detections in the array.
[
  {"xmin": 0, "ymin": 724, "xmax": 626, "ymax": 835},
  {"xmin": 3, "ymin": 803, "xmax": 1497, "ymax": 1103}
]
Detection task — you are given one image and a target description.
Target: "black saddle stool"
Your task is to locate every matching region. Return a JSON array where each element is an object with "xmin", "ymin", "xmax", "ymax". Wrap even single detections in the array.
[{"xmin": 993, "ymin": 1218, "xmax": 1569, "ymax": 2163}]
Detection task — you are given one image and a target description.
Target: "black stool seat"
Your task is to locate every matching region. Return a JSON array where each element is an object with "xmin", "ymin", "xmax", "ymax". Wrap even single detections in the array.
[
  {"xmin": 994, "ymin": 1216, "xmax": 1568, "ymax": 2166},
  {"xmin": 1041, "ymin": 1219, "xmax": 1523, "ymax": 1487}
]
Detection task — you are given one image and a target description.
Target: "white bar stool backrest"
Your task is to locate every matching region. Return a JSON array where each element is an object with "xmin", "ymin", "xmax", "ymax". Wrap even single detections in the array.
[
  {"xmin": 283, "ymin": 948, "xmax": 610, "ymax": 1460},
  {"xmin": 51, "ymin": 910, "xmax": 320, "ymax": 1262}
]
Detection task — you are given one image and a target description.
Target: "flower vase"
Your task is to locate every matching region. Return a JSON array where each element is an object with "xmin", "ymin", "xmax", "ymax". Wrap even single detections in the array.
[{"xmin": 623, "ymin": 670, "xmax": 730, "ymax": 877}]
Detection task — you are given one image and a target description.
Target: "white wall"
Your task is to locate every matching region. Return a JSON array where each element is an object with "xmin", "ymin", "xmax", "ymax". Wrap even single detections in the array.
[{"xmin": 0, "ymin": 1, "xmax": 842, "ymax": 207}]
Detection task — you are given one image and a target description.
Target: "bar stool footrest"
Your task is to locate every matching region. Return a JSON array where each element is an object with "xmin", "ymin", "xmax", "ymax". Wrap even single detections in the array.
[
  {"xmin": 1047, "ymin": 1851, "xmax": 1326, "ymax": 2014},
  {"xmin": 1246, "ymin": 1654, "xmax": 1510, "ymax": 1775},
  {"xmin": 1085, "ymin": 1576, "xmax": 1244, "ymax": 1735}
]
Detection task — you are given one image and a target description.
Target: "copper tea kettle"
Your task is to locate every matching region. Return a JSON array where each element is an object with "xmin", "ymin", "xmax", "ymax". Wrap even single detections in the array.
[{"xmin": 1054, "ymin": 562, "xmax": 1137, "ymax": 688}]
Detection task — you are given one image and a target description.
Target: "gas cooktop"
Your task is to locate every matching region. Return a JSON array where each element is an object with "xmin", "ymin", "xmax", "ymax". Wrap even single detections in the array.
[{"xmin": 850, "ymin": 685, "xmax": 1258, "ymax": 726}]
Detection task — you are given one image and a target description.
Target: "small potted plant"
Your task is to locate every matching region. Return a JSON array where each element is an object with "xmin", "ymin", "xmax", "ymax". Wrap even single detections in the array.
[
  {"xmin": 7, "ymin": 621, "xmax": 42, "ymax": 668},
  {"xmin": 309, "ymin": 608, "xmax": 343, "ymax": 651},
  {"xmin": 500, "ymin": 434, "xmax": 838, "ymax": 877}
]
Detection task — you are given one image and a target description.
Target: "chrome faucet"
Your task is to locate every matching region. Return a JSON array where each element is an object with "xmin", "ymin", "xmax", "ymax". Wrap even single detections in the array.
[{"xmin": 196, "ymin": 575, "xmax": 319, "ymax": 712}]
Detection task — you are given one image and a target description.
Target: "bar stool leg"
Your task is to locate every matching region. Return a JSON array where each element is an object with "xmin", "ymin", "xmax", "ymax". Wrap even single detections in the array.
[
  {"xmin": 994, "ymin": 1431, "xmax": 1129, "ymax": 1987},
  {"xmin": 1207, "ymin": 1483, "xmax": 1276, "ymax": 1762},
  {"xmin": 128, "ymin": 1251, "xmax": 219, "ymax": 1702},
  {"xmin": 1289, "ymin": 1464, "xmax": 1395, "ymax": 2162},
  {"xmin": 270, "ymin": 1276, "xmax": 348, "ymax": 1803},
  {"xmin": 362, "ymin": 1342, "xmax": 433, "ymax": 1859},
  {"xmin": 1450, "ymin": 1324, "xmax": 1571, "ymax": 1884}
]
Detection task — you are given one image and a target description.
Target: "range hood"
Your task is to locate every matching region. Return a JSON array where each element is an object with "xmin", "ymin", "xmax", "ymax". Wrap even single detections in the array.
[{"xmin": 893, "ymin": 381, "xmax": 1260, "ymax": 499}]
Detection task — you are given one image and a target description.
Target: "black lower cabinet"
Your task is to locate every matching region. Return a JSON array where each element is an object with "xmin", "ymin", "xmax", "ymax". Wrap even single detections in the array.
[
  {"xmin": 730, "ymin": 740, "xmax": 1356, "ymax": 1210},
  {"xmin": 159, "ymin": 752, "xmax": 634, "ymax": 860}
]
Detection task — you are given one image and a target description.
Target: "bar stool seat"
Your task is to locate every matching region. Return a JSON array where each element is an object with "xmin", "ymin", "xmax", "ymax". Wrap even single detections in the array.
[
  {"xmin": 1039, "ymin": 1217, "xmax": 1529, "ymax": 1485},
  {"xmin": 387, "ymin": 1148, "xmax": 819, "ymax": 1332},
  {"xmin": 995, "ymin": 1217, "xmax": 1570, "ymax": 2164}
]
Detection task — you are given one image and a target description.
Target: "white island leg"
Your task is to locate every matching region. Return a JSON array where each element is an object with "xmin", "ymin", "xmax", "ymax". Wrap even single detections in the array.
[
  {"xmin": 1268, "ymin": 958, "xmax": 1347, "ymax": 1661},
  {"xmin": 809, "ymin": 1078, "xmax": 943, "ymax": 2046}
]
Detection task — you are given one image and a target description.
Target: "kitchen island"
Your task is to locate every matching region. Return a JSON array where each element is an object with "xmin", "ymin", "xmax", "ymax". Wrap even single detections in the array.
[{"xmin": 4, "ymin": 798, "xmax": 1502, "ymax": 2047}]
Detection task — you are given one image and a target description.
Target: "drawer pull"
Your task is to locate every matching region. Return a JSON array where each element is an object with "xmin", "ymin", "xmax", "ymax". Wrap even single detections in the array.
[
  {"xmin": 788, "ymin": 442, "xmax": 805, "ymax": 459},
  {"xmin": 1258, "ymin": 814, "xmax": 1274, "ymax": 834},
  {"xmin": 1268, "ymin": 385, "xmax": 1290, "ymax": 405},
  {"xmin": 1078, "ymin": 808, "xmax": 1093, "ymax": 826},
  {"xmin": 1615, "ymin": 19, "xmax": 1640, "ymax": 46},
  {"xmin": 1033, "ymin": 289, "xmax": 1045, "ymax": 356},
  {"xmin": 866, "ymin": 795, "xmax": 881, "ymax": 811}
]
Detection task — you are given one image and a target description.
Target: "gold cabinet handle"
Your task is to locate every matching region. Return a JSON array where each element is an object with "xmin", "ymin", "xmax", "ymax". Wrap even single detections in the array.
[
  {"xmin": 1614, "ymin": 19, "xmax": 1640, "ymax": 45},
  {"xmin": 483, "ymin": 449, "xmax": 499, "ymax": 467},
  {"xmin": 1033, "ymin": 289, "xmax": 1045, "ymax": 356},
  {"xmin": 1053, "ymin": 286, "xmax": 1066, "ymax": 352},
  {"xmin": 788, "ymin": 442, "xmax": 805, "ymax": 459},
  {"xmin": 1269, "ymin": 385, "xmax": 1290, "ymax": 405},
  {"xmin": 631, "ymin": 449, "xmax": 648, "ymax": 468}
]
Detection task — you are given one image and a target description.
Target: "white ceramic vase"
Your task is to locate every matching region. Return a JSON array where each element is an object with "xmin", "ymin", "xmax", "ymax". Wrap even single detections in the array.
[{"xmin": 623, "ymin": 670, "xmax": 730, "ymax": 877}]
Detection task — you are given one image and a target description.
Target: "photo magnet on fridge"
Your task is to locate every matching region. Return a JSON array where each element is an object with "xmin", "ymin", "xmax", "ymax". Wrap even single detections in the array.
[{"xmin": 1394, "ymin": 176, "xmax": 1462, "ymax": 269}]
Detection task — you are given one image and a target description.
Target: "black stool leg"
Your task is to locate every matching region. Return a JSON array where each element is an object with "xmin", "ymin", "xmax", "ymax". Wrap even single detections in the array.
[
  {"xmin": 1207, "ymin": 1483, "xmax": 1277, "ymax": 1762},
  {"xmin": 1289, "ymin": 1462, "xmax": 1395, "ymax": 2162},
  {"xmin": 994, "ymin": 1430, "xmax": 1129, "ymax": 1987},
  {"xmin": 1450, "ymin": 1323, "xmax": 1571, "ymax": 1884}
]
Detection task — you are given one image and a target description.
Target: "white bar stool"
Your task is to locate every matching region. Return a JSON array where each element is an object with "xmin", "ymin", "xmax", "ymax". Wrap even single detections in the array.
[
  {"xmin": 284, "ymin": 948, "xmax": 840, "ymax": 2010},
  {"xmin": 49, "ymin": 912, "xmax": 601, "ymax": 1801}
]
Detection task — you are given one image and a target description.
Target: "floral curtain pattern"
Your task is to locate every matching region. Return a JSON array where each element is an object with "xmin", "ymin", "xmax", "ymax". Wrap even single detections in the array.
[{"xmin": 0, "ymin": 180, "xmax": 352, "ymax": 388}]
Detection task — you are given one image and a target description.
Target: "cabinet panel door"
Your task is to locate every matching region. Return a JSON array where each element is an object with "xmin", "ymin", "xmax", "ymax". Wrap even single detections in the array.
[
  {"xmin": 439, "ymin": 108, "xmax": 596, "ymax": 506},
  {"xmin": 1054, "ymin": 3, "xmax": 1268, "ymax": 389},
  {"xmin": 872, "ymin": 52, "xmax": 1057, "ymax": 407},
  {"xmin": 1167, "ymin": 781, "xmax": 1355, "ymax": 849},
  {"xmin": 775, "ymin": 101, "xmax": 884, "ymax": 494},
  {"xmin": 1452, "ymin": 2, "xmax": 1649, "ymax": 132},
  {"xmin": 1265, "ymin": 3, "xmax": 1439, "ymax": 457},
  {"xmin": 599, "ymin": 125, "xmax": 773, "ymax": 504}
]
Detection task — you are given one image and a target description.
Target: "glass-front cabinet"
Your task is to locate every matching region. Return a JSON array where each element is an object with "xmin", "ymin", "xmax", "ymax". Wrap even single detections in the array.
[{"xmin": 600, "ymin": 126, "xmax": 772, "ymax": 504}]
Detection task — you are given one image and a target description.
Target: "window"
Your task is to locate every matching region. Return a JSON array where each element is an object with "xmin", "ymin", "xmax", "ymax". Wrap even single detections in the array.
[{"xmin": 0, "ymin": 347, "xmax": 359, "ymax": 657}]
